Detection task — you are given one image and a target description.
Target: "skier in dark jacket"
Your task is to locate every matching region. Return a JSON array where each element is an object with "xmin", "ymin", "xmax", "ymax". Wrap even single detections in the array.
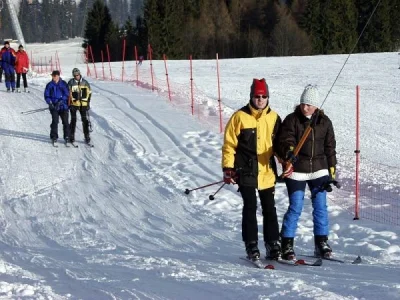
[
  {"xmin": 276, "ymin": 84, "xmax": 337, "ymax": 260},
  {"xmin": 0, "ymin": 41, "xmax": 16, "ymax": 92},
  {"xmin": 222, "ymin": 78, "xmax": 282, "ymax": 261},
  {"xmin": 68, "ymin": 67, "xmax": 92, "ymax": 144},
  {"xmin": 44, "ymin": 70, "xmax": 70, "ymax": 143}
]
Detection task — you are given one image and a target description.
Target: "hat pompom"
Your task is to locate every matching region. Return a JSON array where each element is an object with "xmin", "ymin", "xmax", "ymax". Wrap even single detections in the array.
[{"xmin": 300, "ymin": 84, "xmax": 319, "ymax": 107}]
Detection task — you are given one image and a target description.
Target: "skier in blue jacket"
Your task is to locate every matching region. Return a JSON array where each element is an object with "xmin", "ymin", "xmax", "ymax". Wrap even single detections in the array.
[
  {"xmin": 0, "ymin": 41, "xmax": 16, "ymax": 92},
  {"xmin": 44, "ymin": 70, "xmax": 70, "ymax": 143}
]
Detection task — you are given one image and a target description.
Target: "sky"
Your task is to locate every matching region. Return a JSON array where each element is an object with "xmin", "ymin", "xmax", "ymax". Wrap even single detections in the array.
[{"xmin": 0, "ymin": 38, "xmax": 399, "ymax": 299}]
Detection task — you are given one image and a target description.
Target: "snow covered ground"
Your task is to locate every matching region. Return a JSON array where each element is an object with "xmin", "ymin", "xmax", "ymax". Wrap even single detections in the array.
[{"xmin": 0, "ymin": 38, "xmax": 399, "ymax": 299}]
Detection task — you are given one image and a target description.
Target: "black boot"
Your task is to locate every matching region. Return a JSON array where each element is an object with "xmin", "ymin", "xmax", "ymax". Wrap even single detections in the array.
[
  {"xmin": 265, "ymin": 240, "xmax": 281, "ymax": 260},
  {"xmin": 281, "ymin": 237, "xmax": 295, "ymax": 260},
  {"xmin": 245, "ymin": 241, "xmax": 260, "ymax": 260},
  {"xmin": 314, "ymin": 235, "xmax": 332, "ymax": 258}
]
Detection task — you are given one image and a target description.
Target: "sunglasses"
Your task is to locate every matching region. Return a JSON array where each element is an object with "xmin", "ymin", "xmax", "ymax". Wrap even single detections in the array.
[{"xmin": 254, "ymin": 95, "xmax": 268, "ymax": 99}]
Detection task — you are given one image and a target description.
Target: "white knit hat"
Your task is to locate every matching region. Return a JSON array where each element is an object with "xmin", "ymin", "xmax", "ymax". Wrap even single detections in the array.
[{"xmin": 300, "ymin": 84, "xmax": 319, "ymax": 107}]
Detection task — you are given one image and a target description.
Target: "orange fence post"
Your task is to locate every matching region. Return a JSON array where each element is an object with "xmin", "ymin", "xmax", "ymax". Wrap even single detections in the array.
[
  {"xmin": 189, "ymin": 55, "xmax": 194, "ymax": 115},
  {"xmin": 354, "ymin": 85, "xmax": 360, "ymax": 220},
  {"xmin": 216, "ymin": 53, "xmax": 223, "ymax": 133},
  {"xmin": 148, "ymin": 44, "xmax": 154, "ymax": 91},
  {"xmin": 134, "ymin": 46, "xmax": 139, "ymax": 85},
  {"xmin": 106, "ymin": 44, "xmax": 113, "ymax": 80},
  {"xmin": 163, "ymin": 54, "xmax": 172, "ymax": 101},
  {"xmin": 122, "ymin": 39, "xmax": 126, "ymax": 82}
]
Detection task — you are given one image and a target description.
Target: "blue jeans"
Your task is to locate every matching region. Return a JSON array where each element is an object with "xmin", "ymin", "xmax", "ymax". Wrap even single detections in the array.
[{"xmin": 281, "ymin": 176, "xmax": 329, "ymax": 238}]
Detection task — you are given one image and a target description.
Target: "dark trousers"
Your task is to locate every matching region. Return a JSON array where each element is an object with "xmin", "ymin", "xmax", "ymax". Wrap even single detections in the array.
[
  {"xmin": 4, "ymin": 72, "xmax": 15, "ymax": 89},
  {"xmin": 69, "ymin": 105, "xmax": 90, "ymax": 141},
  {"xmin": 0, "ymin": 68, "xmax": 2, "ymax": 82},
  {"xmin": 50, "ymin": 109, "xmax": 69, "ymax": 140},
  {"xmin": 16, "ymin": 73, "xmax": 28, "ymax": 88},
  {"xmin": 240, "ymin": 186, "xmax": 279, "ymax": 245}
]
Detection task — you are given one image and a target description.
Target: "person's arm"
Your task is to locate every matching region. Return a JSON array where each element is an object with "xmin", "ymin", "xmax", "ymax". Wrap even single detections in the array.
[
  {"xmin": 222, "ymin": 114, "xmax": 239, "ymax": 169},
  {"xmin": 324, "ymin": 117, "xmax": 337, "ymax": 172}
]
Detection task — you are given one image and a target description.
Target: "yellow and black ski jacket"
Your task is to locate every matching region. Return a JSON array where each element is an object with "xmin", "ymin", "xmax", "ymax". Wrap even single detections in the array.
[
  {"xmin": 68, "ymin": 77, "xmax": 91, "ymax": 107},
  {"xmin": 222, "ymin": 104, "xmax": 281, "ymax": 190}
]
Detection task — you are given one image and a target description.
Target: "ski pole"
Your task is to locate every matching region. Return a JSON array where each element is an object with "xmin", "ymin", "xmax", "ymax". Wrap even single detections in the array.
[
  {"xmin": 184, "ymin": 180, "xmax": 224, "ymax": 195},
  {"xmin": 21, "ymin": 107, "xmax": 49, "ymax": 115},
  {"xmin": 208, "ymin": 182, "xmax": 226, "ymax": 200}
]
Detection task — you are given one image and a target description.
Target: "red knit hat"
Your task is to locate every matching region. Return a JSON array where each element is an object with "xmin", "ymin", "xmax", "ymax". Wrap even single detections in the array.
[{"xmin": 250, "ymin": 78, "xmax": 269, "ymax": 98}]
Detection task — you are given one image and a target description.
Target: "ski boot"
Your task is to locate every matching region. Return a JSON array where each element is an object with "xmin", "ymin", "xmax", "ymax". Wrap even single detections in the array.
[
  {"xmin": 245, "ymin": 241, "xmax": 260, "ymax": 261},
  {"xmin": 16, "ymin": 88, "xmax": 21, "ymax": 93},
  {"xmin": 265, "ymin": 240, "xmax": 282, "ymax": 260},
  {"xmin": 281, "ymin": 237, "xmax": 296, "ymax": 260},
  {"xmin": 314, "ymin": 235, "xmax": 332, "ymax": 258}
]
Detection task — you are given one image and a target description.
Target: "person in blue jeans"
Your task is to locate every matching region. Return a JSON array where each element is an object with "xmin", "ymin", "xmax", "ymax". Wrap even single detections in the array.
[
  {"xmin": 44, "ymin": 70, "xmax": 70, "ymax": 143},
  {"xmin": 276, "ymin": 84, "xmax": 337, "ymax": 260}
]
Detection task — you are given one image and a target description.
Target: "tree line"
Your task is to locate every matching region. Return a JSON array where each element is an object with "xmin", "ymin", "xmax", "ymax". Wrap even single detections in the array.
[{"xmin": 0, "ymin": 0, "xmax": 398, "ymax": 61}]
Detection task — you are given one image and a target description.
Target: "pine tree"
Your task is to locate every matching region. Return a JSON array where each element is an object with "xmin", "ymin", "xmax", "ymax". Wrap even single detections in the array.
[
  {"xmin": 271, "ymin": 4, "xmax": 312, "ymax": 56},
  {"xmin": 84, "ymin": 0, "xmax": 114, "ymax": 61},
  {"xmin": 162, "ymin": 0, "xmax": 185, "ymax": 58},
  {"xmin": 143, "ymin": 0, "xmax": 162, "ymax": 58}
]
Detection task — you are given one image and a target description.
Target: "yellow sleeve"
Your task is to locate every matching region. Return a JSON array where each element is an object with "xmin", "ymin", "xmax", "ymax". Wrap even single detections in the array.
[{"xmin": 222, "ymin": 113, "xmax": 239, "ymax": 169}]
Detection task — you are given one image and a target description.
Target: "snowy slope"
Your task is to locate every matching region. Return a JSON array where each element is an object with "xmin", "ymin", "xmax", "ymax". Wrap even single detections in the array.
[{"xmin": 0, "ymin": 39, "xmax": 399, "ymax": 299}]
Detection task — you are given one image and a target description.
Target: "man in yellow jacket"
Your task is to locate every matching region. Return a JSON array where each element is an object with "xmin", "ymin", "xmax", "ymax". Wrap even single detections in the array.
[{"xmin": 222, "ymin": 78, "xmax": 281, "ymax": 261}]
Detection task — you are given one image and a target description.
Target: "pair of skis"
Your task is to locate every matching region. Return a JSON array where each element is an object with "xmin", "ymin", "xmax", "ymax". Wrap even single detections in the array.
[
  {"xmin": 52, "ymin": 140, "xmax": 94, "ymax": 148},
  {"xmin": 240, "ymin": 256, "xmax": 322, "ymax": 270},
  {"xmin": 241, "ymin": 254, "xmax": 361, "ymax": 269}
]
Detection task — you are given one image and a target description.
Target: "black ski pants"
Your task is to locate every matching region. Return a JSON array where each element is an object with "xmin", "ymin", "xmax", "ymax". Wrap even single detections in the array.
[
  {"xmin": 240, "ymin": 186, "xmax": 280, "ymax": 245},
  {"xmin": 69, "ymin": 106, "xmax": 90, "ymax": 141},
  {"xmin": 50, "ymin": 109, "xmax": 69, "ymax": 141},
  {"xmin": 0, "ymin": 67, "xmax": 3, "ymax": 82},
  {"xmin": 16, "ymin": 73, "xmax": 28, "ymax": 88}
]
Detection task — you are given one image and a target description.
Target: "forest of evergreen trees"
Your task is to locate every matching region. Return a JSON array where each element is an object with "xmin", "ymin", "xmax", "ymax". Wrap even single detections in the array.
[{"xmin": 0, "ymin": 0, "xmax": 399, "ymax": 61}]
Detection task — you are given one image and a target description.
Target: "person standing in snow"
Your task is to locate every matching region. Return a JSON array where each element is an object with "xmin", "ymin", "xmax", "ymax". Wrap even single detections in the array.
[
  {"xmin": 15, "ymin": 44, "xmax": 30, "ymax": 92},
  {"xmin": 67, "ymin": 67, "xmax": 92, "ymax": 144},
  {"xmin": 44, "ymin": 70, "xmax": 70, "ymax": 143},
  {"xmin": 276, "ymin": 84, "xmax": 337, "ymax": 260},
  {"xmin": 222, "ymin": 78, "xmax": 282, "ymax": 261},
  {"xmin": 0, "ymin": 60, "xmax": 3, "ymax": 83},
  {"xmin": 0, "ymin": 41, "xmax": 16, "ymax": 92}
]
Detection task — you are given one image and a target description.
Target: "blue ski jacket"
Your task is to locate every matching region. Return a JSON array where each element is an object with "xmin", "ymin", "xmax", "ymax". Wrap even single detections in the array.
[{"xmin": 44, "ymin": 79, "xmax": 70, "ymax": 112}]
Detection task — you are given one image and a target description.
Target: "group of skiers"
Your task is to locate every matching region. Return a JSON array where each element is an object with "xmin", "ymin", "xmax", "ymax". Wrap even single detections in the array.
[
  {"xmin": 0, "ymin": 41, "xmax": 30, "ymax": 92},
  {"xmin": 44, "ymin": 68, "xmax": 92, "ymax": 144},
  {"xmin": 222, "ymin": 79, "xmax": 337, "ymax": 262}
]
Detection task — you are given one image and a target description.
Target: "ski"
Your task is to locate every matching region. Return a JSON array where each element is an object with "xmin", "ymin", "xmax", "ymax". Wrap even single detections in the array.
[
  {"xmin": 52, "ymin": 141, "xmax": 58, "ymax": 148},
  {"xmin": 273, "ymin": 257, "xmax": 323, "ymax": 267},
  {"xmin": 299, "ymin": 254, "xmax": 362, "ymax": 264},
  {"xmin": 85, "ymin": 142, "xmax": 94, "ymax": 148},
  {"xmin": 240, "ymin": 257, "xmax": 275, "ymax": 269},
  {"xmin": 71, "ymin": 142, "xmax": 79, "ymax": 148}
]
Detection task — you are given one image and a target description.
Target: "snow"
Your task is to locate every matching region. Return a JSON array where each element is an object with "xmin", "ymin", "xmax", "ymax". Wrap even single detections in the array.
[{"xmin": 0, "ymin": 38, "xmax": 399, "ymax": 299}]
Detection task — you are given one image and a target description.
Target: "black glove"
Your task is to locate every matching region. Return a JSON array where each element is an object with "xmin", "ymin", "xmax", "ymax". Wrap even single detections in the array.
[{"xmin": 48, "ymin": 103, "xmax": 55, "ymax": 110}]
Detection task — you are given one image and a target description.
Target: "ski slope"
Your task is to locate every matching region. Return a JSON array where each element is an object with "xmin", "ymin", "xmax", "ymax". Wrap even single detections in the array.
[{"xmin": 0, "ymin": 39, "xmax": 399, "ymax": 299}]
